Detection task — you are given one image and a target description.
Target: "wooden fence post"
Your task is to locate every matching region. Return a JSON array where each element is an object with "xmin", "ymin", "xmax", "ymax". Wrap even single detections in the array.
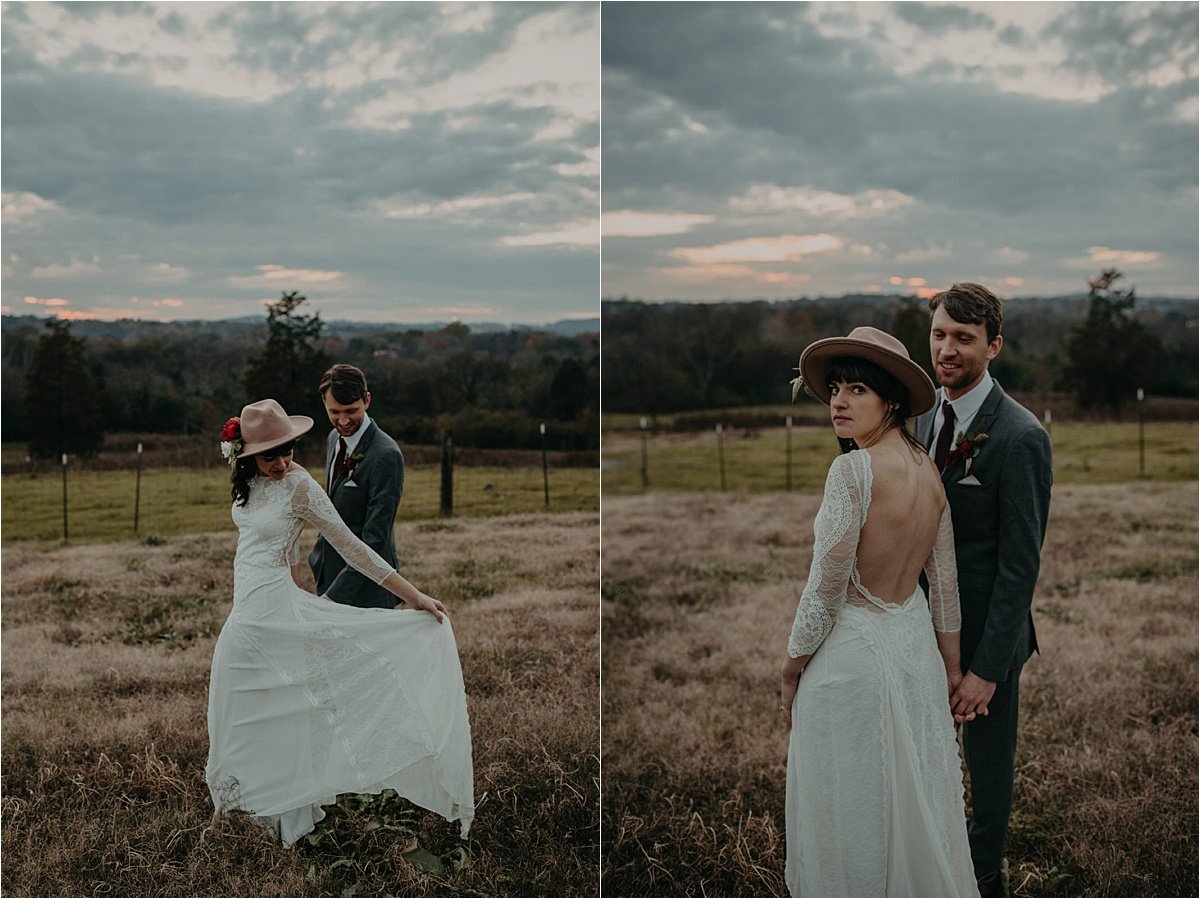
[
  {"xmin": 639, "ymin": 417, "xmax": 649, "ymax": 490},
  {"xmin": 540, "ymin": 423, "xmax": 549, "ymax": 507},
  {"xmin": 716, "ymin": 423, "xmax": 727, "ymax": 491},
  {"xmin": 440, "ymin": 431, "xmax": 454, "ymax": 517},
  {"xmin": 1137, "ymin": 387, "xmax": 1145, "ymax": 478},
  {"xmin": 785, "ymin": 414, "xmax": 793, "ymax": 492},
  {"xmin": 134, "ymin": 442, "xmax": 144, "ymax": 533},
  {"xmin": 61, "ymin": 453, "xmax": 69, "ymax": 540}
]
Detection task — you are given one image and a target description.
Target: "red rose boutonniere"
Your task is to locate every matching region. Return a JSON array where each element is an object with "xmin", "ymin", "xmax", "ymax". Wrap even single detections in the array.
[
  {"xmin": 345, "ymin": 447, "xmax": 367, "ymax": 471},
  {"xmin": 219, "ymin": 417, "xmax": 243, "ymax": 468},
  {"xmin": 945, "ymin": 416, "xmax": 989, "ymax": 483},
  {"xmin": 337, "ymin": 446, "xmax": 368, "ymax": 485}
]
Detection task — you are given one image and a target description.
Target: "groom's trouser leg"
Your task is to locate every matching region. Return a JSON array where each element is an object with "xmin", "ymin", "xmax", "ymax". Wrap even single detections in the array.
[{"xmin": 962, "ymin": 668, "xmax": 1021, "ymax": 879}]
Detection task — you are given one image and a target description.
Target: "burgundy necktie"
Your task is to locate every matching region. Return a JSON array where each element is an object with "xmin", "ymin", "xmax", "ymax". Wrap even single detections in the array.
[
  {"xmin": 328, "ymin": 437, "xmax": 349, "ymax": 492},
  {"xmin": 933, "ymin": 401, "xmax": 957, "ymax": 472}
]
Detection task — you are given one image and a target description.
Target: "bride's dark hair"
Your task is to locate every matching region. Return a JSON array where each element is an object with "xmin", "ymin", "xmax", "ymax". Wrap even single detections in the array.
[
  {"xmin": 826, "ymin": 356, "xmax": 926, "ymax": 456},
  {"xmin": 231, "ymin": 456, "xmax": 258, "ymax": 507}
]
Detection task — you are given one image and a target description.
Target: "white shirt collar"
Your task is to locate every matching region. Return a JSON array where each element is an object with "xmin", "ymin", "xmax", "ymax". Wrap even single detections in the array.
[
  {"xmin": 340, "ymin": 412, "xmax": 373, "ymax": 455},
  {"xmin": 930, "ymin": 371, "xmax": 993, "ymax": 450}
]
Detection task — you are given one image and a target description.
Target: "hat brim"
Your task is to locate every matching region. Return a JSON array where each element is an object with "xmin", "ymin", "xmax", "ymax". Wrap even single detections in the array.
[
  {"xmin": 800, "ymin": 339, "xmax": 936, "ymax": 416},
  {"xmin": 239, "ymin": 416, "xmax": 314, "ymax": 457}
]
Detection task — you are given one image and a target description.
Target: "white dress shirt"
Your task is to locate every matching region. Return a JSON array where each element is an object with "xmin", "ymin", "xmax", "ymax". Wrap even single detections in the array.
[
  {"xmin": 927, "ymin": 371, "xmax": 994, "ymax": 454},
  {"xmin": 329, "ymin": 411, "xmax": 373, "ymax": 487}
]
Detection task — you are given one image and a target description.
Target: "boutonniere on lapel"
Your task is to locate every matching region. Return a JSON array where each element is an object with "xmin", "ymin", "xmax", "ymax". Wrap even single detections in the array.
[
  {"xmin": 341, "ymin": 446, "xmax": 367, "ymax": 487},
  {"xmin": 946, "ymin": 417, "xmax": 989, "ymax": 485}
]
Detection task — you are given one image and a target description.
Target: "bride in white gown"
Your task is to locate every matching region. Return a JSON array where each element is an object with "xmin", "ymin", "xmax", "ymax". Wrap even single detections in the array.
[
  {"xmin": 206, "ymin": 399, "xmax": 474, "ymax": 846},
  {"xmin": 781, "ymin": 328, "xmax": 978, "ymax": 898}
]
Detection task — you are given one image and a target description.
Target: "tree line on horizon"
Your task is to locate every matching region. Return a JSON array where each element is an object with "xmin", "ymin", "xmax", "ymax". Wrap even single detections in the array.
[
  {"xmin": 602, "ymin": 271, "xmax": 1197, "ymax": 416},
  {"xmin": 4, "ymin": 293, "xmax": 599, "ymax": 457}
]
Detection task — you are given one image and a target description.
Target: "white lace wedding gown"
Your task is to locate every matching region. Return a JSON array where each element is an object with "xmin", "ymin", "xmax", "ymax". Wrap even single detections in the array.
[
  {"xmin": 205, "ymin": 469, "xmax": 474, "ymax": 846},
  {"xmin": 785, "ymin": 450, "xmax": 978, "ymax": 897}
]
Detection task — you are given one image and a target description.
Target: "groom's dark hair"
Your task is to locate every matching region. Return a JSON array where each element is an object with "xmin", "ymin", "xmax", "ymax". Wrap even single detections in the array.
[
  {"xmin": 319, "ymin": 364, "xmax": 369, "ymax": 404},
  {"xmin": 928, "ymin": 283, "xmax": 1003, "ymax": 343}
]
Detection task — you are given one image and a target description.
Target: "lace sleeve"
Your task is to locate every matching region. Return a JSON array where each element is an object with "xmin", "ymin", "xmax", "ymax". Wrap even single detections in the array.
[
  {"xmin": 788, "ymin": 454, "xmax": 865, "ymax": 658},
  {"xmin": 923, "ymin": 501, "xmax": 961, "ymax": 634},
  {"xmin": 290, "ymin": 474, "xmax": 394, "ymax": 585},
  {"xmin": 287, "ymin": 533, "xmax": 302, "ymax": 567}
]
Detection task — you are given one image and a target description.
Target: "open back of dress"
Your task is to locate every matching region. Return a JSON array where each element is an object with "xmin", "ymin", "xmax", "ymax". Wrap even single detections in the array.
[{"xmin": 784, "ymin": 450, "xmax": 978, "ymax": 898}]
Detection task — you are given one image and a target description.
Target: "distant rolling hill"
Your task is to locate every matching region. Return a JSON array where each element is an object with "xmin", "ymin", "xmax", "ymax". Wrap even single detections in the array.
[{"xmin": 0, "ymin": 314, "xmax": 599, "ymax": 340}]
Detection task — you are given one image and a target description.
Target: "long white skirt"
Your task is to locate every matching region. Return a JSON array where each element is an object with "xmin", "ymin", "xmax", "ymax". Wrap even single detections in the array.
[
  {"xmin": 786, "ymin": 589, "xmax": 978, "ymax": 897},
  {"xmin": 206, "ymin": 568, "xmax": 474, "ymax": 846}
]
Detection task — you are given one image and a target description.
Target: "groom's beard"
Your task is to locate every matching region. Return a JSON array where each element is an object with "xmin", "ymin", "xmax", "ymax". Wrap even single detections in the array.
[{"xmin": 935, "ymin": 360, "xmax": 985, "ymax": 393}]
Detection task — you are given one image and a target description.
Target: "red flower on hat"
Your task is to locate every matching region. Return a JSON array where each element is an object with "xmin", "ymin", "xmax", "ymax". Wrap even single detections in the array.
[{"xmin": 219, "ymin": 416, "xmax": 245, "ymax": 468}]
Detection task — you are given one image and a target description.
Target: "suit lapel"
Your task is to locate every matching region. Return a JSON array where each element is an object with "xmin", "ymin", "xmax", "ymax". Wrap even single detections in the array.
[
  {"xmin": 915, "ymin": 407, "xmax": 936, "ymax": 450},
  {"xmin": 324, "ymin": 430, "xmax": 339, "ymax": 493},
  {"xmin": 942, "ymin": 381, "xmax": 1005, "ymax": 485}
]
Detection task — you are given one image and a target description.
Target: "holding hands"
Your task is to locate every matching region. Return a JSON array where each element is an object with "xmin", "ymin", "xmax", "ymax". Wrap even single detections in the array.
[{"xmin": 949, "ymin": 670, "xmax": 995, "ymax": 724}]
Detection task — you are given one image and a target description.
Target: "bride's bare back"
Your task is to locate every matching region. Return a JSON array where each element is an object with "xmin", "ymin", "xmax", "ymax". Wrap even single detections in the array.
[{"xmin": 856, "ymin": 433, "xmax": 946, "ymax": 605}]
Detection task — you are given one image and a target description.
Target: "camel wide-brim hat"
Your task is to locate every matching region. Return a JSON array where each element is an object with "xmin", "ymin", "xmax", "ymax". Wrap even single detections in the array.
[
  {"xmin": 798, "ymin": 326, "xmax": 936, "ymax": 416},
  {"xmin": 238, "ymin": 399, "xmax": 314, "ymax": 456}
]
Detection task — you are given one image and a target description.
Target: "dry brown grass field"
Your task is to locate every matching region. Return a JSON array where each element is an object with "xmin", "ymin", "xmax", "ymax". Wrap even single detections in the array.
[
  {"xmin": 2, "ymin": 512, "xmax": 599, "ymax": 897},
  {"xmin": 601, "ymin": 484, "xmax": 1198, "ymax": 897}
]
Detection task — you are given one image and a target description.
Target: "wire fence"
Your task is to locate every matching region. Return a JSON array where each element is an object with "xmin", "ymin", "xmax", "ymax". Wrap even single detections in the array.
[
  {"xmin": 602, "ymin": 407, "xmax": 1198, "ymax": 497},
  {"xmin": 602, "ymin": 418, "xmax": 836, "ymax": 496},
  {"xmin": 1, "ymin": 431, "xmax": 598, "ymax": 543}
]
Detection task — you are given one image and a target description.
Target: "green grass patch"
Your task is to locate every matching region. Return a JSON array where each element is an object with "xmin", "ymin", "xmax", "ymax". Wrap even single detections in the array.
[
  {"xmin": 602, "ymin": 421, "xmax": 1197, "ymax": 495},
  {"xmin": 422, "ymin": 556, "xmax": 519, "ymax": 600},
  {"xmin": 1, "ymin": 465, "xmax": 598, "ymax": 544},
  {"xmin": 1047, "ymin": 421, "xmax": 1198, "ymax": 485},
  {"xmin": 1103, "ymin": 559, "xmax": 1198, "ymax": 582},
  {"xmin": 602, "ymin": 404, "xmax": 826, "ymax": 433},
  {"xmin": 603, "ymin": 426, "xmax": 843, "ymax": 495},
  {"xmin": 112, "ymin": 591, "xmax": 222, "ymax": 650}
]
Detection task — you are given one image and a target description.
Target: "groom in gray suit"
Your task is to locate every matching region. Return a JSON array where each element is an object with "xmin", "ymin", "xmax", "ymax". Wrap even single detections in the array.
[
  {"xmin": 308, "ymin": 363, "xmax": 405, "ymax": 609},
  {"xmin": 913, "ymin": 283, "xmax": 1053, "ymax": 898}
]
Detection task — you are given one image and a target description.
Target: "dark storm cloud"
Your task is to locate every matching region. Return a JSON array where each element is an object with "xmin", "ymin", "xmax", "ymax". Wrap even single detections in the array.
[
  {"xmin": 604, "ymin": 1, "xmax": 1195, "ymax": 300},
  {"xmin": 996, "ymin": 24, "xmax": 1029, "ymax": 48},
  {"xmin": 1043, "ymin": 2, "xmax": 1199, "ymax": 87},
  {"xmin": 216, "ymin": 1, "xmax": 533, "ymax": 83},
  {"xmin": 1, "ymin": 1, "xmax": 598, "ymax": 323},
  {"xmin": 603, "ymin": 2, "xmax": 1196, "ymax": 213},
  {"xmin": 2, "ymin": 67, "xmax": 295, "ymax": 227},
  {"xmin": 890, "ymin": 2, "xmax": 995, "ymax": 34}
]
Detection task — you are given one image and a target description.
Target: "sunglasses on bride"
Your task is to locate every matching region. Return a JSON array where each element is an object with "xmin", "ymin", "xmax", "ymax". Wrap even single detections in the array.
[{"xmin": 259, "ymin": 442, "xmax": 296, "ymax": 461}]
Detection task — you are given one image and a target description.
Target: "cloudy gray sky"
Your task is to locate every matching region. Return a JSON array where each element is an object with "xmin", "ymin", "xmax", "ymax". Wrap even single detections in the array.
[
  {"xmin": 2, "ymin": 1, "xmax": 598, "ymax": 324},
  {"xmin": 602, "ymin": 1, "xmax": 1198, "ymax": 301}
]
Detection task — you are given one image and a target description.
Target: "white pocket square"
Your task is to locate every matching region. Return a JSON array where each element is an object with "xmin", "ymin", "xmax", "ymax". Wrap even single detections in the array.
[
  {"xmin": 343, "ymin": 480, "xmax": 359, "ymax": 488},
  {"xmin": 957, "ymin": 475, "xmax": 982, "ymax": 486}
]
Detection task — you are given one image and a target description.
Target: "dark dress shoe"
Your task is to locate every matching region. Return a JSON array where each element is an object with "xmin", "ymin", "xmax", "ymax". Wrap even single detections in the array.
[{"xmin": 976, "ymin": 858, "xmax": 1010, "ymax": 897}]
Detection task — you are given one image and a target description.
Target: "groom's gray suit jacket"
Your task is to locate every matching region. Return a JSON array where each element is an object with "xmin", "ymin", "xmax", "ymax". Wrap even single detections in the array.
[
  {"xmin": 913, "ymin": 381, "xmax": 1052, "ymax": 681},
  {"xmin": 307, "ymin": 421, "xmax": 404, "ymax": 609}
]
